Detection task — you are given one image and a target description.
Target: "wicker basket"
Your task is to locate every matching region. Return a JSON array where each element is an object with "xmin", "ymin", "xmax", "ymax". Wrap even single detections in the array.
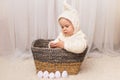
[{"xmin": 31, "ymin": 39, "xmax": 88, "ymax": 75}]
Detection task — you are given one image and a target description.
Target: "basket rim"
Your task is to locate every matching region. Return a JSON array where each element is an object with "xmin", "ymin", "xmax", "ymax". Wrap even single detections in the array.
[
  {"xmin": 31, "ymin": 39, "xmax": 88, "ymax": 53},
  {"xmin": 31, "ymin": 39, "xmax": 64, "ymax": 50}
]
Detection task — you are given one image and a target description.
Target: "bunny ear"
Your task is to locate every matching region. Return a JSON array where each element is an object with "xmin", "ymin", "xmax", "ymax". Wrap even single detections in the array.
[{"xmin": 63, "ymin": 0, "xmax": 72, "ymax": 11}]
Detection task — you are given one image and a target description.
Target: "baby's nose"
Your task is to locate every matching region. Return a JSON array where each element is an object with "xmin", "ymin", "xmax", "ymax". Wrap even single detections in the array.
[{"xmin": 63, "ymin": 27, "xmax": 66, "ymax": 31}]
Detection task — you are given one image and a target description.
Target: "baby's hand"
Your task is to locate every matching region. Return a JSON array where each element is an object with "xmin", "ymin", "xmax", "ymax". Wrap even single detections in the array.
[
  {"xmin": 49, "ymin": 41, "xmax": 57, "ymax": 48},
  {"xmin": 55, "ymin": 40, "xmax": 64, "ymax": 48}
]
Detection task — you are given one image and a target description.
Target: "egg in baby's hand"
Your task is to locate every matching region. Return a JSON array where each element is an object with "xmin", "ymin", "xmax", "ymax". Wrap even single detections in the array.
[
  {"xmin": 51, "ymin": 41, "xmax": 58, "ymax": 44},
  {"xmin": 62, "ymin": 71, "xmax": 68, "ymax": 78},
  {"xmin": 43, "ymin": 71, "xmax": 49, "ymax": 78}
]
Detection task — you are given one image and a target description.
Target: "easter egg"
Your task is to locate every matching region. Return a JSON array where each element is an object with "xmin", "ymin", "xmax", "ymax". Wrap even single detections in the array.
[{"xmin": 62, "ymin": 71, "xmax": 68, "ymax": 78}]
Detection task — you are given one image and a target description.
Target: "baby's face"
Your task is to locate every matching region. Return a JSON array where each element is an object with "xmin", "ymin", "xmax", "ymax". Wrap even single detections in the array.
[{"xmin": 59, "ymin": 18, "xmax": 74, "ymax": 36}]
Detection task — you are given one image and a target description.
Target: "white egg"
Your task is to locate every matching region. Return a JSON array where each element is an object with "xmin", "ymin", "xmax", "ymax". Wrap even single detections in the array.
[
  {"xmin": 37, "ymin": 71, "xmax": 43, "ymax": 78},
  {"xmin": 43, "ymin": 71, "xmax": 49, "ymax": 78},
  {"xmin": 49, "ymin": 72, "xmax": 55, "ymax": 79},
  {"xmin": 55, "ymin": 71, "xmax": 61, "ymax": 78},
  {"xmin": 62, "ymin": 71, "xmax": 68, "ymax": 78},
  {"xmin": 51, "ymin": 40, "xmax": 58, "ymax": 44},
  {"xmin": 53, "ymin": 40, "xmax": 58, "ymax": 43}
]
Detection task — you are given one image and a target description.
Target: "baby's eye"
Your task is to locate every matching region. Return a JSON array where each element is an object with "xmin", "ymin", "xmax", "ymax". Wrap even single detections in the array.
[
  {"xmin": 65, "ymin": 25, "xmax": 69, "ymax": 28},
  {"xmin": 61, "ymin": 26, "xmax": 64, "ymax": 28}
]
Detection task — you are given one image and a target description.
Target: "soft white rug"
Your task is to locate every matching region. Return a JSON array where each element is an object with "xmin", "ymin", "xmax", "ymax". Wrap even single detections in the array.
[{"xmin": 0, "ymin": 52, "xmax": 120, "ymax": 80}]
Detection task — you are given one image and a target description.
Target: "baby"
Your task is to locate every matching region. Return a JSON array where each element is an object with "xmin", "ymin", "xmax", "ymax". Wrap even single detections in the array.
[{"xmin": 49, "ymin": 1, "xmax": 87, "ymax": 54}]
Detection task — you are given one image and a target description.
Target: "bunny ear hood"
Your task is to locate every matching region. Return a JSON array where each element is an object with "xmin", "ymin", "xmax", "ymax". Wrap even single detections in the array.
[
  {"xmin": 63, "ymin": 0, "xmax": 72, "ymax": 11},
  {"xmin": 58, "ymin": 0, "xmax": 80, "ymax": 34}
]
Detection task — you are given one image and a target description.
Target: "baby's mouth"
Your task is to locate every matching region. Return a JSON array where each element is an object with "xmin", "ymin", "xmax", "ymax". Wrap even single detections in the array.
[{"xmin": 64, "ymin": 32, "xmax": 67, "ymax": 34}]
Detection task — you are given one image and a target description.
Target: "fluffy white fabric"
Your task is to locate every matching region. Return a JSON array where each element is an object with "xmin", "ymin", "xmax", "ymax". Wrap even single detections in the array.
[
  {"xmin": 54, "ymin": 30, "xmax": 87, "ymax": 53},
  {"xmin": 58, "ymin": 0, "xmax": 80, "ymax": 34}
]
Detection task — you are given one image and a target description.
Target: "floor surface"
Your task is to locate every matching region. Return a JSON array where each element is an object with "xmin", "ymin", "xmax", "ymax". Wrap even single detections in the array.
[{"xmin": 0, "ymin": 52, "xmax": 120, "ymax": 80}]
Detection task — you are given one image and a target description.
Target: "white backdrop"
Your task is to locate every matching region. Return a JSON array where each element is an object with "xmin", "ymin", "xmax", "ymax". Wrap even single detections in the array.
[{"xmin": 0, "ymin": 0, "xmax": 120, "ymax": 57}]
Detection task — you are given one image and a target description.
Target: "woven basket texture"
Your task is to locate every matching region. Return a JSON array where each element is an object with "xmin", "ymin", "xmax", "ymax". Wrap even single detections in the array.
[{"xmin": 31, "ymin": 39, "xmax": 87, "ymax": 75}]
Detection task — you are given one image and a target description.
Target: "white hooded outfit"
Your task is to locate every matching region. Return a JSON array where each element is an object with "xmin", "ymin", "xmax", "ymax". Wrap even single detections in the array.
[{"xmin": 51, "ymin": 1, "xmax": 87, "ymax": 54}]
